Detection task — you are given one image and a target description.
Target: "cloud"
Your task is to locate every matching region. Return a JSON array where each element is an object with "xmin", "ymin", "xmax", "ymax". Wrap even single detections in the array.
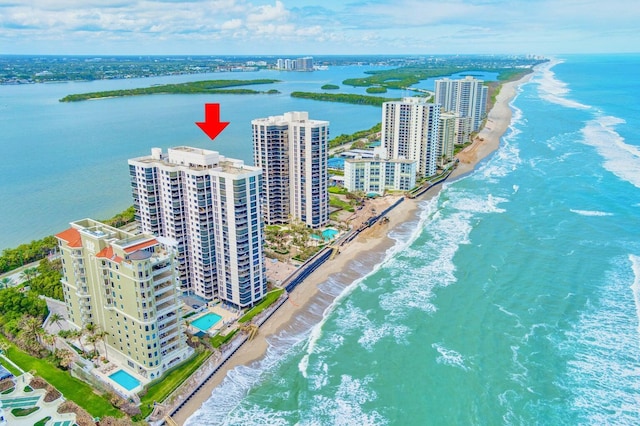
[{"xmin": 0, "ymin": 0, "xmax": 638, "ymax": 54}]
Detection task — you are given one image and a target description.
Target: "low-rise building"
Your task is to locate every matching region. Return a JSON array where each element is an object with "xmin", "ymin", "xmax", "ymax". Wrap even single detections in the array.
[{"xmin": 344, "ymin": 148, "xmax": 417, "ymax": 195}]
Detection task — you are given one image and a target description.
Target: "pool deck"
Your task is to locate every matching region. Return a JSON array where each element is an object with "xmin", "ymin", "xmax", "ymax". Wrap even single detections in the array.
[
  {"xmin": 0, "ymin": 373, "xmax": 76, "ymax": 426},
  {"xmin": 189, "ymin": 304, "xmax": 239, "ymax": 336}
]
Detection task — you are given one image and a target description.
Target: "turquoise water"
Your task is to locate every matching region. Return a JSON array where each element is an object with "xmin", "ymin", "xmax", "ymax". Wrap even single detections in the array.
[
  {"xmin": 185, "ymin": 55, "xmax": 640, "ymax": 424},
  {"xmin": 0, "ymin": 65, "xmax": 390, "ymax": 250},
  {"xmin": 108, "ymin": 369, "xmax": 140, "ymax": 391},
  {"xmin": 312, "ymin": 228, "xmax": 339, "ymax": 241},
  {"xmin": 191, "ymin": 312, "xmax": 223, "ymax": 332}
]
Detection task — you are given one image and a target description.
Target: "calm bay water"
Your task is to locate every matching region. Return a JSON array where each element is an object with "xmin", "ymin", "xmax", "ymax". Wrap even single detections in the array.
[
  {"xmin": 0, "ymin": 65, "xmax": 389, "ymax": 250},
  {"xmin": 184, "ymin": 55, "xmax": 640, "ymax": 425}
]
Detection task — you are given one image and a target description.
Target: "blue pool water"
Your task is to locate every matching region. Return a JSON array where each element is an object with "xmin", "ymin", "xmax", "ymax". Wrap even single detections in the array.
[
  {"xmin": 327, "ymin": 157, "xmax": 345, "ymax": 169},
  {"xmin": 312, "ymin": 228, "xmax": 339, "ymax": 241},
  {"xmin": 108, "ymin": 369, "xmax": 140, "ymax": 391},
  {"xmin": 191, "ymin": 312, "xmax": 222, "ymax": 332}
]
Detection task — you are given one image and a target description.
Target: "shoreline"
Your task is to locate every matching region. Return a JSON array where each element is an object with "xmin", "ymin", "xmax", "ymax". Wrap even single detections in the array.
[{"xmin": 171, "ymin": 71, "xmax": 534, "ymax": 425}]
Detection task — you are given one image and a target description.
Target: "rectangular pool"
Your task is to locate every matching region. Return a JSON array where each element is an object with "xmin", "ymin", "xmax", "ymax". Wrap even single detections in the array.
[
  {"xmin": 108, "ymin": 369, "xmax": 140, "ymax": 391},
  {"xmin": 191, "ymin": 312, "xmax": 222, "ymax": 332}
]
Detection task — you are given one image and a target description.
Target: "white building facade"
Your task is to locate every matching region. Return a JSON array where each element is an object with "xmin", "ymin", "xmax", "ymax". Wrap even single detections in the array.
[
  {"xmin": 382, "ymin": 97, "xmax": 440, "ymax": 177},
  {"xmin": 252, "ymin": 111, "xmax": 330, "ymax": 228},
  {"xmin": 344, "ymin": 153, "xmax": 417, "ymax": 195},
  {"xmin": 434, "ymin": 76, "xmax": 488, "ymax": 132},
  {"xmin": 129, "ymin": 147, "xmax": 266, "ymax": 308}
]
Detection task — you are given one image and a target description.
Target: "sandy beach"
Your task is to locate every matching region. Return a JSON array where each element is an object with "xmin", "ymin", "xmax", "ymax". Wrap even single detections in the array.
[{"xmin": 171, "ymin": 72, "xmax": 533, "ymax": 425}]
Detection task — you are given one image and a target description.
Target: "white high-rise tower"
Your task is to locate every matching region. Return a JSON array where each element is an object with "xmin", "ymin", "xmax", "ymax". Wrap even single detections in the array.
[
  {"xmin": 252, "ymin": 111, "xmax": 330, "ymax": 228},
  {"xmin": 129, "ymin": 146, "xmax": 266, "ymax": 308},
  {"xmin": 382, "ymin": 97, "xmax": 440, "ymax": 177}
]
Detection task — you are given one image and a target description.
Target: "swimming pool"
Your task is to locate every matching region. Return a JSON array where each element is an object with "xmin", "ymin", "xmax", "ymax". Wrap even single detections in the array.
[
  {"xmin": 190, "ymin": 312, "xmax": 222, "ymax": 332},
  {"xmin": 108, "ymin": 369, "xmax": 140, "ymax": 391},
  {"xmin": 312, "ymin": 228, "xmax": 339, "ymax": 241}
]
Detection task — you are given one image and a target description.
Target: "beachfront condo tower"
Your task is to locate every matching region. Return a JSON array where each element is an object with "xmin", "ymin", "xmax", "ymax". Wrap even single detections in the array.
[
  {"xmin": 252, "ymin": 111, "xmax": 330, "ymax": 228},
  {"xmin": 344, "ymin": 147, "xmax": 417, "ymax": 195},
  {"xmin": 382, "ymin": 97, "xmax": 440, "ymax": 177},
  {"xmin": 55, "ymin": 219, "xmax": 192, "ymax": 381},
  {"xmin": 128, "ymin": 147, "xmax": 267, "ymax": 308},
  {"xmin": 434, "ymin": 75, "xmax": 488, "ymax": 132}
]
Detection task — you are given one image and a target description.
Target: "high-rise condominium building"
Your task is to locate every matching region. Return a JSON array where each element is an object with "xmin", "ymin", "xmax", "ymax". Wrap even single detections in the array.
[
  {"xmin": 434, "ymin": 76, "xmax": 488, "ymax": 132},
  {"xmin": 128, "ymin": 147, "xmax": 266, "ymax": 308},
  {"xmin": 55, "ymin": 219, "xmax": 192, "ymax": 382},
  {"xmin": 252, "ymin": 111, "xmax": 330, "ymax": 228},
  {"xmin": 382, "ymin": 97, "xmax": 440, "ymax": 177}
]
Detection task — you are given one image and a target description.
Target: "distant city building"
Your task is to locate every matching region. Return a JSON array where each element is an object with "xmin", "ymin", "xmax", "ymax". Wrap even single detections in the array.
[
  {"xmin": 55, "ymin": 219, "xmax": 192, "ymax": 381},
  {"xmin": 252, "ymin": 111, "xmax": 330, "ymax": 228},
  {"xmin": 276, "ymin": 56, "xmax": 314, "ymax": 71},
  {"xmin": 434, "ymin": 76, "xmax": 488, "ymax": 131},
  {"xmin": 382, "ymin": 97, "xmax": 440, "ymax": 177},
  {"xmin": 344, "ymin": 148, "xmax": 417, "ymax": 195},
  {"xmin": 128, "ymin": 147, "xmax": 266, "ymax": 308}
]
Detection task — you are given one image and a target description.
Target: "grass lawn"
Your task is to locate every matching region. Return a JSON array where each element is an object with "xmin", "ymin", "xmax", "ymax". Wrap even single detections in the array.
[
  {"xmin": 1, "ymin": 338, "xmax": 121, "ymax": 418},
  {"xmin": 210, "ymin": 329, "xmax": 238, "ymax": 349},
  {"xmin": 238, "ymin": 289, "xmax": 285, "ymax": 323},
  {"xmin": 137, "ymin": 349, "xmax": 212, "ymax": 419}
]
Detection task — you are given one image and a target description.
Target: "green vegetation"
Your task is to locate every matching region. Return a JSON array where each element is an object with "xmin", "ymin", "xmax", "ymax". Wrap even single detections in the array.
[
  {"xmin": 0, "ymin": 287, "xmax": 48, "ymax": 338},
  {"xmin": 101, "ymin": 205, "xmax": 136, "ymax": 228},
  {"xmin": 290, "ymin": 92, "xmax": 398, "ymax": 107},
  {"xmin": 28, "ymin": 259, "xmax": 63, "ymax": 300},
  {"xmin": 343, "ymin": 66, "xmax": 461, "ymax": 89},
  {"xmin": 329, "ymin": 186, "xmax": 348, "ymax": 195},
  {"xmin": 366, "ymin": 86, "xmax": 387, "ymax": 94},
  {"xmin": 24, "ymin": 385, "xmax": 33, "ymax": 392},
  {"xmin": 321, "ymin": 84, "xmax": 340, "ymax": 90},
  {"xmin": 329, "ymin": 196, "xmax": 354, "ymax": 212},
  {"xmin": 329, "ymin": 122, "xmax": 381, "ymax": 149},
  {"xmin": 137, "ymin": 350, "xmax": 212, "ymax": 419},
  {"xmin": 210, "ymin": 329, "xmax": 238, "ymax": 348},
  {"xmin": 60, "ymin": 79, "xmax": 280, "ymax": 102},
  {"xmin": 0, "ymin": 236, "xmax": 57, "ymax": 274},
  {"xmin": 34, "ymin": 416, "xmax": 52, "ymax": 426},
  {"xmin": 1, "ymin": 338, "xmax": 122, "ymax": 418},
  {"xmin": 343, "ymin": 65, "xmax": 535, "ymax": 90},
  {"xmin": 238, "ymin": 289, "xmax": 285, "ymax": 323},
  {"xmin": 12, "ymin": 406, "xmax": 39, "ymax": 416}
]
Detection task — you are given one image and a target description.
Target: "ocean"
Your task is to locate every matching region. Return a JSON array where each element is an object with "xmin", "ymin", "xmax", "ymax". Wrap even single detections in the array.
[{"xmin": 184, "ymin": 54, "xmax": 640, "ymax": 425}]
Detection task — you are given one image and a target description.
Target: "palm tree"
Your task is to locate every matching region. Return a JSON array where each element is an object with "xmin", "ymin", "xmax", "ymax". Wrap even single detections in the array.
[
  {"xmin": 20, "ymin": 266, "xmax": 38, "ymax": 283},
  {"xmin": 67, "ymin": 329, "xmax": 85, "ymax": 354},
  {"xmin": 0, "ymin": 277, "xmax": 13, "ymax": 289},
  {"xmin": 56, "ymin": 348, "xmax": 75, "ymax": 369},
  {"xmin": 49, "ymin": 313, "xmax": 64, "ymax": 330},
  {"xmin": 94, "ymin": 330, "xmax": 109, "ymax": 360},
  {"xmin": 42, "ymin": 333, "xmax": 57, "ymax": 352}
]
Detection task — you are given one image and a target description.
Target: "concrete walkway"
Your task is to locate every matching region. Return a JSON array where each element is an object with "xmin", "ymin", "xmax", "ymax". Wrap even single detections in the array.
[{"xmin": 0, "ymin": 373, "xmax": 76, "ymax": 426}]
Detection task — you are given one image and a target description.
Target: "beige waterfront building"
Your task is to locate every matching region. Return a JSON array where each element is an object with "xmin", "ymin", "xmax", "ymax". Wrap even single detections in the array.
[
  {"xmin": 252, "ymin": 111, "xmax": 330, "ymax": 228},
  {"xmin": 55, "ymin": 219, "xmax": 192, "ymax": 381},
  {"xmin": 128, "ymin": 147, "xmax": 267, "ymax": 308}
]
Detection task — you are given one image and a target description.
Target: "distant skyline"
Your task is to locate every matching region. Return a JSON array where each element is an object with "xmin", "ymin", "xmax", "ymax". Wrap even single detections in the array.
[{"xmin": 1, "ymin": 0, "xmax": 638, "ymax": 56}]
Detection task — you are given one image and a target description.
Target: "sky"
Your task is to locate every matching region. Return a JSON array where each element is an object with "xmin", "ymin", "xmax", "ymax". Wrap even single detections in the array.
[{"xmin": 1, "ymin": 0, "xmax": 638, "ymax": 55}]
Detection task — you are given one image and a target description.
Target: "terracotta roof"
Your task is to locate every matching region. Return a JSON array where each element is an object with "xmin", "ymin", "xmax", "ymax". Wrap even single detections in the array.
[
  {"xmin": 96, "ymin": 246, "xmax": 124, "ymax": 264},
  {"xmin": 124, "ymin": 239, "xmax": 157, "ymax": 253},
  {"xmin": 55, "ymin": 228, "xmax": 82, "ymax": 248},
  {"xmin": 96, "ymin": 246, "xmax": 114, "ymax": 259}
]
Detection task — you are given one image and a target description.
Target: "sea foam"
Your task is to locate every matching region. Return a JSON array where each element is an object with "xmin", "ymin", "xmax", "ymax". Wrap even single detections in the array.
[
  {"xmin": 536, "ymin": 59, "xmax": 590, "ymax": 110},
  {"xmin": 580, "ymin": 115, "xmax": 640, "ymax": 189}
]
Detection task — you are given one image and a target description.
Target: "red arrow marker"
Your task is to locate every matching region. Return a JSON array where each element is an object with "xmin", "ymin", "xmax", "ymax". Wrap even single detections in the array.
[{"xmin": 195, "ymin": 103, "xmax": 230, "ymax": 141}]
